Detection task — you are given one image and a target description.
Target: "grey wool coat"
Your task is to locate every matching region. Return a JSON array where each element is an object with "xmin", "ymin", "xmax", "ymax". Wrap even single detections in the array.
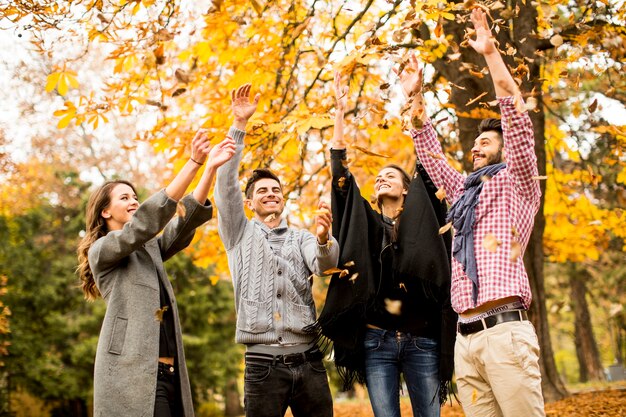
[{"xmin": 88, "ymin": 190, "xmax": 213, "ymax": 417}]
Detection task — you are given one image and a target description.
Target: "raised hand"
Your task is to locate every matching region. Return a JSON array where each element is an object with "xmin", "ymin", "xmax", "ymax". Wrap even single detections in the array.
[
  {"xmin": 206, "ymin": 136, "xmax": 236, "ymax": 169},
  {"xmin": 190, "ymin": 128, "xmax": 211, "ymax": 165},
  {"xmin": 334, "ymin": 71, "xmax": 348, "ymax": 113},
  {"xmin": 468, "ymin": 8, "xmax": 497, "ymax": 56},
  {"xmin": 395, "ymin": 53, "xmax": 423, "ymax": 99},
  {"xmin": 231, "ymin": 83, "xmax": 260, "ymax": 124},
  {"xmin": 314, "ymin": 201, "xmax": 333, "ymax": 245}
]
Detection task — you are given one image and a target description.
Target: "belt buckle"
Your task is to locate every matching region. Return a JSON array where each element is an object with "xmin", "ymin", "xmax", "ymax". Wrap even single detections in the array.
[{"xmin": 281, "ymin": 353, "xmax": 299, "ymax": 366}]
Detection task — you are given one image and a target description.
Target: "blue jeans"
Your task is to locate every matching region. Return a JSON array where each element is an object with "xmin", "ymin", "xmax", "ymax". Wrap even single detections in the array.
[
  {"xmin": 243, "ymin": 358, "xmax": 333, "ymax": 417},
  {"xmin": 364, "ymin": 328, "xmax": 440, "ymax": 417}
]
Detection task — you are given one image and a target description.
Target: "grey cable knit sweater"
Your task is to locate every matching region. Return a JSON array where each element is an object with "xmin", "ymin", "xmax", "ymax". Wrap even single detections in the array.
[{"xmin": 215, "ymin": 127, "xmax": 339, "ymax": 345}]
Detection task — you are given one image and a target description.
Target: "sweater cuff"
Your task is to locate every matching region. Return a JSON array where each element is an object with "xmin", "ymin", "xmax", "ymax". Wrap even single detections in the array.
[
  {"xmin": 228, "ymin": 126, "xmax": 246, "ymax": 144},
  {"xmin": 317, "ymin": 237, "xmax": 336, "ymax": 256}
]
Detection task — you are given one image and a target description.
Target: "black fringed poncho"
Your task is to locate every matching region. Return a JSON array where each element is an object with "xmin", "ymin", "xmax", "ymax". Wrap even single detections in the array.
[{"xmin": 317, "ymin": 149, "xmax": 457, "ymax": 404}]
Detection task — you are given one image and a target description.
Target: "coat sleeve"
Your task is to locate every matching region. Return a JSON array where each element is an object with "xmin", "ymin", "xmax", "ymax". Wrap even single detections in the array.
[
  {"xmin": 158, "ymin": 194, "xmax": 214, "ymax": 261},
  {"xmin": 88, "ymin": 189, "xmax": 177, "ymax": 277}
]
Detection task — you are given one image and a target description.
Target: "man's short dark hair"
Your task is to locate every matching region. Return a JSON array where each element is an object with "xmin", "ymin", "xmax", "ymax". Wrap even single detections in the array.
[
  {"xmin": 477, "ymin": 118, "xmax": 503, "ymax": 144},
  {"xmin": 244, "ymin": 168, "xmax": 282, "ymax": 199}
]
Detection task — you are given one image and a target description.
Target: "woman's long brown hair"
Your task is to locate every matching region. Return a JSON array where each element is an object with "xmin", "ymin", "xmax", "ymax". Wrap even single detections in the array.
[{"xmin": 76, "ymin": 180, "xmax": 136, "ymax": 301}]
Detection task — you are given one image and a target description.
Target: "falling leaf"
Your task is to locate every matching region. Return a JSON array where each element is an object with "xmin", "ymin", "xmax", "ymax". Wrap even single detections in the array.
[
  {"xmin": 172, "ymin": 88, "xmax": 187, "ymax": 97},
  {"xmin": 154, "ymin": 44, "xmax": 165, "ymax": 65},
  {"xmin": 384, "ymin": 299, "xmax": 402, "ymax": 315},
  {"xmin": 175, "ymin": 68, "xmax": 190, "ymax": 83},
  {"xmin": 482, "ymin": 234, "xmax": 501, "ymax": 252},
  {"xmin": 510, "ymin": 241, "xmax": 521, "ymax": 262},
  {"xmin": 525, "ymin": 97, "xmax": 538, "ymax": 111},
  {"xmin": 349, "ymin": 273, "xmax": 359, "ymax": 283},
  {"xmin": 344, "ymin": 261, "xmax": 355, "ymax": 267},
  {"xmin": 338, "ymin": 177, "xmax": 346, "ymax": 188},
  {"xmin": 480, "ymin": 175, "xmax": 493, "ymax": 183},
  {"xmin": 427, "ymin": 151, "xmax": 444, "ymax": 160},
  {"xmin": 352, "ymin": 145, "xmax": 390, "ymax": 158},
  {"xmin": 466, "ymin": 92, "xmax": 488, "ymax": 106},
  {"xmin": 339, "ymin": 269, "xmax": 349, "ymax": 278},
  {"xmin": 411, "ymin": 112, "xmax": 424, "ymax": 129},
  {"xmin": 511, "ymin": 225, "xmax": 519, "ymax": 237},
  {"xmin": 435, "ymin": 187, "xmax": 446, "ymax": 201},
  {"xmin": 323, "ymin": 267, "xmax": 344, "ymax": 275},
  {"xmin": 399, "ymin": 282, "xmax": 407, "ymax": 292},
  {"xmin": 274, "ymin": 311, "xmax": 282, "ymax": 321},
  {"xmin": 379, "ymin": 82, "xmax": 390, "ymax": 90},
  {"xmin": 177, "ymin": 201, "xmax": 187, "ymax": 218},
  {"xmin": 439, "ymin": 222, "xmax": 452, "ymax": 235},
  {"xmin": 550, "ymin": 34, "xmax": 564, "ymax": 47},
  {"xmin": 588, "ymin": 98, "xmax": 598, "ymax": 113},
  {"xmin": 155, "ymin": 306, "xmax": 169, "ymax": 322},
  {"xmin": 532, "ymin": 175, "xmax": 548, "ymax": 180},
  {"xmin": 264, "ymin": 213, "xmax": 276, "ymax": 223},
  {"xmin": 250, "ymin": 0, "xmax": 263, "ymax": 16}
]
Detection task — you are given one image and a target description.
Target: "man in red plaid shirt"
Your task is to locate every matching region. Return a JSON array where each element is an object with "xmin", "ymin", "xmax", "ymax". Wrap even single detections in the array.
[{"xmin": 397, "ymin": 8, "xmax": 545, "ymax": 417}]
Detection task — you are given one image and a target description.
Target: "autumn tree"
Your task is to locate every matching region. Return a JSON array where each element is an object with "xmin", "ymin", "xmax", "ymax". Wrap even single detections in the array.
[{"xmin": 2, "ymin": 0, "xmax": 625, "ymax": 405}]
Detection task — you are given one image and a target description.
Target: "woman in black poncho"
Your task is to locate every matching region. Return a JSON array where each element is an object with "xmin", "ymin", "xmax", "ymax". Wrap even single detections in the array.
[{"xmin": 317, "ymin": 71, "xmax": 456, "ymax": 417}]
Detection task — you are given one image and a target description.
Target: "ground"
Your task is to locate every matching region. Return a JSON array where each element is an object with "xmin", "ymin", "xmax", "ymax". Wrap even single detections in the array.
[{"xmin": 293, "ymin": 385, "xmax": 626, "ymax": 417}]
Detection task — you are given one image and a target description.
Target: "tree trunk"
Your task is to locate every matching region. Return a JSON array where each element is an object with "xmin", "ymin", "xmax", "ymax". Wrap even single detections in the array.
[
  {"xmin": 569, "ymin": 263, "xmax": 605, "ymax": 382},
  {"xmin": 431, "ymin": 0, "xmax": 569, "ymax": 402},
  {"xmin": 224, "ymin": 377, "xmax": 243, "ymax": 417}
]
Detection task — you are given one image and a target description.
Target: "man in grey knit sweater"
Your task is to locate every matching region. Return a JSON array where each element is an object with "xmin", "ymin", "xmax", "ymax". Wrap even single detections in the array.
[{"xmin": 214, "ymin": 83, "xmax": 339, "ymax": 417}]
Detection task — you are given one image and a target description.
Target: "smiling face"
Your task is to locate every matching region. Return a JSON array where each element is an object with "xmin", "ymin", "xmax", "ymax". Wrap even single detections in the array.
[
  {"xmin": 375, "ymin": 167, "xmax": 409, "ymax": 203},
  {"xmin": 101, "ymin": 183, "xmax": 139, "ymax": 231},
  {"xmin": 471, "ymin": 131, "xmax": 503, "ymax": 170},
  {"xmin": 245, "ymin": 178, "xmax": 285, "ymax": 220}
]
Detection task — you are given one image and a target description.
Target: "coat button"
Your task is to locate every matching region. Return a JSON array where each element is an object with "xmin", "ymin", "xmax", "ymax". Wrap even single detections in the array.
[
  {"xmin": 277, "ymin": 293, "xmax": 282, "ymax": 298},
  {"xmin": 277, "ymin": 270, "xmax": 283, "ymax": 275}
]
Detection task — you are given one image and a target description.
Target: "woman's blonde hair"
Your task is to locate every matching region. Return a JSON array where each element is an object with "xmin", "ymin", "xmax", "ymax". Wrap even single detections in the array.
[{"xmin": 76, "ymin": 180, "xmax": 136, "ymax": 301}]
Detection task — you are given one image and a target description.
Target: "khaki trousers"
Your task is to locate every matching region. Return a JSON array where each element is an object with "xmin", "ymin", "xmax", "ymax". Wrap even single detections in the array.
[{"xmin": 455, "ymin": 320, "xmax": 546, "ymax": 417}]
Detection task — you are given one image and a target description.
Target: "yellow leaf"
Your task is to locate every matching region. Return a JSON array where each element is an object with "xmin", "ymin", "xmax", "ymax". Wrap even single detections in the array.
[
  {"xmin": 57, "ymin": 113, "xmax": 75, "ymax": 129},
  {"xmin": 57, "ymin": 75, "xmax": 69, "ymax": 96},
  {"xmin": 352, "ymin": 145, "xmax": 389, "ymax": 158},
  {"xmin": 435, "ymin": 187, "xmax": 446, "ymax": 201},
  {"xmin": 45, "ymin": 72, "xmax": 61, "ymax": 93},
  {"xmin": 384, "ymin": 298, "xmax": 402, "ymax": 315},
  {"xmin": 154, "ymin": 306, "xmax": 169, "ymax": 322},
  {"xmin": 482, "ymin": 234, "xmax": 501, "ymax": 252},
  {"xmin": 510, "ymin": 241, "xmax": 521, "ymax": 262},
  {"xmin": 250, "ymin": 0, "xmax": 263, "ymax": 15},
  {"xmin": 439, "ymin": 222, "xmax": 452, "ymax": 235}
]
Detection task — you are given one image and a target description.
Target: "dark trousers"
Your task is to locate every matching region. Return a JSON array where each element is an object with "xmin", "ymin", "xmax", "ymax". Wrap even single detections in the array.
[
  {"xmin": 154, "ymin": 362, "xmax": 181, "ymax": 417},
  {"xmin": 244, "ymin": 357, "xmax": 333, "ymax": 417}
]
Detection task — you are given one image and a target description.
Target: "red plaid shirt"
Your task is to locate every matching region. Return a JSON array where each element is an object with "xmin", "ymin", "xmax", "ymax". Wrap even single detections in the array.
[{"xmin": 411, "ymin": 96, "xmax": 541, "ymax": 314}]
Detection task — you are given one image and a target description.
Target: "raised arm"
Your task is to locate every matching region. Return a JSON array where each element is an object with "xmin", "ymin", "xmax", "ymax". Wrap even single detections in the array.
[
  {"xmin": 469, "ymin": 8, "xmax": 540, "ymax": 202},
  {"xmin": 214, "ymin": 84, "xmax": 260, "ymax": 250},
  {"xmin": 192, "ymin": 134, "xmax": 237, "ymax": 203},
  {"xmin": 468, "ymin": 8, "xmax": 518, "ymax": 98},
  {"xmin": 331, "ymin": 71, "xmax": 348, "ymax": 150},
  {"xmin": 397, "ymin": 55, "xmax": 465, "ymax": 203}
]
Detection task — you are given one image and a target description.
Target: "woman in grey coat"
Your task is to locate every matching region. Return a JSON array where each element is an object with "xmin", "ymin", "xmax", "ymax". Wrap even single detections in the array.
[{"xmin": 77, "ymin": 130, "xmax": 236, "ymax": 417}]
